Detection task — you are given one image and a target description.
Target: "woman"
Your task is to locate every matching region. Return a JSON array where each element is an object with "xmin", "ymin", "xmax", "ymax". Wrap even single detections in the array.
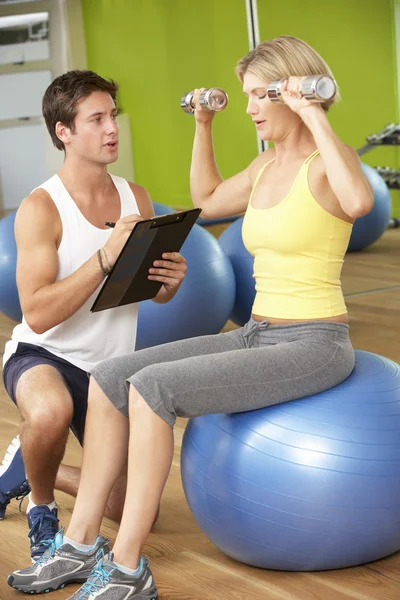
[{"xmin": 8, "ymin": 36, "xmax": 373, "ymax": 599}]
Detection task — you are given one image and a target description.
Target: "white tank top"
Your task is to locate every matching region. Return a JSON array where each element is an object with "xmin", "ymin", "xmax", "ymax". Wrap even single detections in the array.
[{"xmin": 3, "ymin": 174, "xmax": 139, "ymax": 373}]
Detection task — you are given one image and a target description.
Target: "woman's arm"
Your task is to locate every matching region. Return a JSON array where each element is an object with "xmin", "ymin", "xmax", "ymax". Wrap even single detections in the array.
[
  {"xmin": 300, "ymin": 107, "xmax": 374, "ymax": 218},
  {"xmin": 190, "ymin": 89, "xmax": 271, "ymax": 220},
  {"xmin": 282, "ymin": 77, "xmax": 374, "ymax": 219}
]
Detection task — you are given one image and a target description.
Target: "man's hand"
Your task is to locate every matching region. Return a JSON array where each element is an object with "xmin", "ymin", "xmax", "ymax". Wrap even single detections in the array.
[
  {"xmin": 150, "ymin": 252, "xmax": 187, "ymax": 303},
  {"xmin": 104, "ymin": 214, "xmax": 144, "ymax": 267}
]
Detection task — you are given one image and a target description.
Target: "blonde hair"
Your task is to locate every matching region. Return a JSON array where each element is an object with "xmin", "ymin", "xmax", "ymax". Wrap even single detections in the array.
[{"xmin": 236, "ymin": 36, "xmax": 339, "ymax": 111}]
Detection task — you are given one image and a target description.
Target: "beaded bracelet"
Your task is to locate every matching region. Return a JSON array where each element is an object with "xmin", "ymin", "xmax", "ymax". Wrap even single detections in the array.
[
  {"xmin": 101, "ymin": 247, "xmax": 112, "ymax": 273},
  {"xmin": 97, "ymin": 249, "xmax": 110, "ymax": 277}
]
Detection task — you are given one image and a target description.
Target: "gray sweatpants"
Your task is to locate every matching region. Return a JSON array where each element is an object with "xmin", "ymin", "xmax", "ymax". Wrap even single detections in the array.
[{"xmin": 91, "ymin": 318, "xmax": 355, "ymax": 428}]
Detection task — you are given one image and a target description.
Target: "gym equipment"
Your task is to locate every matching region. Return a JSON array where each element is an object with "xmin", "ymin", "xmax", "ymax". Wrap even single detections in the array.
[
  {"xmin": 180, "ymin": 88, "xmax": 228, "ymax": 114},
  {"xmin": 375, "ymin": 166, "xmax": 400, "ymax": 190},
  {"xmin": 268, "ymin": 75, "xmax": 336, "ymax": 103},
  {"xmin": 196, "ymin": 214, "xmax": 240, "ymax": 227},
  {"xmin": 181, "ymin": 350, "xmax": 400, "ymax": 571},
  {"xmin": 152, "ymin": 202, "xmax": 174, "ymax": 216},
  {"xmin": 347, "ymin": 164, "xmax": 392, "ymax": 251},
  {"xmin": 0, "ymin": 211, "xmax": 22, "ymax": 322},
  {"xmin": 357, "ymin": 123, "xmax": 400, "ymax": 156},
  {"xmin": 389, "ymin": 217, "xmax": 400, "ymax": 228},
  {"xmin": 375, "ymin": 165, "xmax": 396, "ymax": 183},
  {"xmin": 135, "ymin": 222, "xmax": 235, "ymax": 350},
  {"xmin": 218, "ymin": 217, "xmax": 254, "ymax": 326},
  {"xmin": 154, "ymin": 199, "xmax": 241, "ymax": 228}
]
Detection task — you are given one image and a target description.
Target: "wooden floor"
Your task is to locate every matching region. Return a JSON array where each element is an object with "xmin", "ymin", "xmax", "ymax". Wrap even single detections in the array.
[{"xmin": 0, "ymin": 229, "xmax": 399, "ymax": 599}]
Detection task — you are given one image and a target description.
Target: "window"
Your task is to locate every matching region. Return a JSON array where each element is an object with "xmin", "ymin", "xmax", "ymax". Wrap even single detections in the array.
[
  {"xmin": 0, "ymin": 0, "xmax": 63, "ymax": 210},
  {"xmin": 0, "ymin": 11, "xmax": 50, "ymax": 64}
]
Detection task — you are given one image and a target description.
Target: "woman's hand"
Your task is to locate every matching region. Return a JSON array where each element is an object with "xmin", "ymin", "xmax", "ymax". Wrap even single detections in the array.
[
  {"xmin": 192, "ymin": 88, "xmax": 216, "ymax": 125},
  {"xmin": 280, "ymin": 77, "xmax": 323, "ymax": 116}
]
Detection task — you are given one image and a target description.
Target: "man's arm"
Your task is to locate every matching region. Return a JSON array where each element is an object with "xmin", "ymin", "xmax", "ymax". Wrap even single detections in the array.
[{"xmin": 16, "ymin": 189, "xmax": 141, "ymax": 334}]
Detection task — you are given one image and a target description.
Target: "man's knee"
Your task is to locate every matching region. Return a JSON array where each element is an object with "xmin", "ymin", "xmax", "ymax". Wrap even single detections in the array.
[
  {"xmin": 17, "ymin": 365, "xmax": 73, "ymax": 418},
  {"xmin": 17, "ymin": 369, "xmax": 74, "ymax": 438},
  {"xmin": 21, "ymin": 403, "xmax": 72, "ymax": 439}
]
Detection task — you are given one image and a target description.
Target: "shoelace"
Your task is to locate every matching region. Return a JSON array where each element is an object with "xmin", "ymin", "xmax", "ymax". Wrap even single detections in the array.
[
  {"xmin": 28, "ymin": 511, "xmax": 59, "ymax": 548},
  {"xmin": 17, "ymin": 482, "xmax": 31, "ymax": 511},
  {"xmin": 0, "ymin": 480, "xmax": 30, "ymax": 507},
  {"xmin": 35, "ymin": 534, "xmax": 60, "ymax": 566},
  {"xmin": 78, "ymin": 550, "xmax": 115, "ymax": 599}
]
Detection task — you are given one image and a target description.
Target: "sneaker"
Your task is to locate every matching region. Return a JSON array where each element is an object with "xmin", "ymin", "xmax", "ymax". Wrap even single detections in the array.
[
  {"xmin": 67, "ymin": 553, "xmax": 158, "ymax": 600},
  {"xmin": 0, "ymin": 435, "xmax": 30, "ymax": 519},
  {"xmin": 28, "ymin": 503, "xmax": 60, "ymax": 561},
  {"xmin": 7, "ymin": 528, "xmax": 111, "ymax": 594}
]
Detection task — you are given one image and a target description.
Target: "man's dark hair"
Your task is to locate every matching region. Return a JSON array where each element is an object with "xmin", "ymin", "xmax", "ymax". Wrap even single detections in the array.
[{"xmin": 42, "ymin": 70, "xmax": 119, "ymax": 151}]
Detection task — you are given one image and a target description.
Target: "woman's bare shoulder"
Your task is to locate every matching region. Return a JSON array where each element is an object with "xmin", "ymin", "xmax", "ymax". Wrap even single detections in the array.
[{"xmin": 248, "ymin": 147, "xmax": 276, "ymax": 183}]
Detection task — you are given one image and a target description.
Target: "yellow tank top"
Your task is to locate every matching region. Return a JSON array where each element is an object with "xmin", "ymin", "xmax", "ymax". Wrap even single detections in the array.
[{"xmin": 242, "ymin": 150, "xmax": 352, "ymax": 319}]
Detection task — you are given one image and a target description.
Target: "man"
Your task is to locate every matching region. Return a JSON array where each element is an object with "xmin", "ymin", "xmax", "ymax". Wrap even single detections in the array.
[{"xmin": 0, "ymin": 70, "xmax": 187, "ymax": 561}]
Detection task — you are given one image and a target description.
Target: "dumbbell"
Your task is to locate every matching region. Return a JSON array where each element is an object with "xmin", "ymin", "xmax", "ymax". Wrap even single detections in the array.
[
  {"xmin": 389, "ymin": 217, "xmax": 400, "ymax": 228},
  {"xmin": 387, "ymin": 173, "xmax": 400, "ymax": 188},
  {"xmin": 267, "ymin": 75, "xmax": 337, "ymax": 103},
  {"xmin": 180, "ymin": 75, "xmax": 335, "ymax": 115},
  {"xmin": 180, "ymin": 88, "xmax": 228, "ymax": 114},
  {"xmin": 376, "ymin": 166, "xmax": 396, "ymax": 182}
]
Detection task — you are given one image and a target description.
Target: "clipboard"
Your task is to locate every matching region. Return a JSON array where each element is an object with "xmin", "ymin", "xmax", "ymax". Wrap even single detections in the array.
[{"xmin": 91, "ymin": 208, "xmax": 202, "ymax": 312}]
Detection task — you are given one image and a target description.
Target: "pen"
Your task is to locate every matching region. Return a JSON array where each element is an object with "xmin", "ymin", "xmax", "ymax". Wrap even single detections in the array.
[{"xmin": 105, "ymin": 221, "xmax": 116, "ymax": 228}]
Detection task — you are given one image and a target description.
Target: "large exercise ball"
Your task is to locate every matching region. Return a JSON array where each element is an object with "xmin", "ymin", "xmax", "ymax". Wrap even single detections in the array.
[
  {"xmin": 181, "ymin": 350, "xmax": 400, "ymax": 571},
  {"xmin": 218, "ymin": 217, "xmax": 254, "ymax": 326},
  {"xmin": 348, "ymin": 164, "xmax": 392, "ymax": 251},
  {"xmin": 152, "ymin": 202, "xmax": 174, "ymax": 216},
  {"xmin": 135, "ymin": 223, "xmax": 235, "ymax": 350},
  {"xmin": 0, "ymin": 211, "xmax": 22, "ymax": 322},
  {"xmin": 153, "ymin": 201, "xmax": 240, "ymax": 228}
]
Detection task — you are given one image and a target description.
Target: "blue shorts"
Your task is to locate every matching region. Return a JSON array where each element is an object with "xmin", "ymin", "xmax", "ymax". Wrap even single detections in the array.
[{"xmin": 2, "ymin": 342, "xmax": 89, "ymax": 445}]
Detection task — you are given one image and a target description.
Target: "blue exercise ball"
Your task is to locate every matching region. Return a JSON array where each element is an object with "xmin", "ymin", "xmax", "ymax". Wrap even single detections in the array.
[
  {"xmin": 135, "ymin": 223, "xmax": 235, "ymax": 350},
  {"xmin": 153, "ymin": 200, "xmax": 240, "ymax": 228},
  {"xmin": 181, "ymin": 350, "xmax": 400, "ymax": 571},
  {"xmin": 0, "ymin": 211, "xmax": 22, "ymax": 322},
  {"xmin": 348, "ymin": 164, "xmax": 392, "ymax": 252},
  {"xmin": 218, "ymin": 217, "xmax": 254, "ymax": 327},
  {"xmin": 152, "ymin": 202, "xmax": 174, "ymax": 216}
]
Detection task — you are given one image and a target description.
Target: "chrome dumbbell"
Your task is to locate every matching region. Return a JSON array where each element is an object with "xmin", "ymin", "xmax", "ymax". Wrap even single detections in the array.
[
  {"xmin": 180, "ymin": 88, "xmax": 228, "ymax": 114},
  {"xmin": 267, "ymin": 75, "xmax": 337, "ymax": 103}
]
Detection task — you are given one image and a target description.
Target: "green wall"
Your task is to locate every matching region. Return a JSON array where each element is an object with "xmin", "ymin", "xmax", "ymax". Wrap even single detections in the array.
[
  {"xmin": 81, "ymin": 0, "xmax": 256, "ymax": 208},
  {"xmin": 82, "ymin": 0, "xmax": 400, "ymax": 216},
  {"xmin": 258, "ymin": 0, "xmax": 400, "ymax": 217}
]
